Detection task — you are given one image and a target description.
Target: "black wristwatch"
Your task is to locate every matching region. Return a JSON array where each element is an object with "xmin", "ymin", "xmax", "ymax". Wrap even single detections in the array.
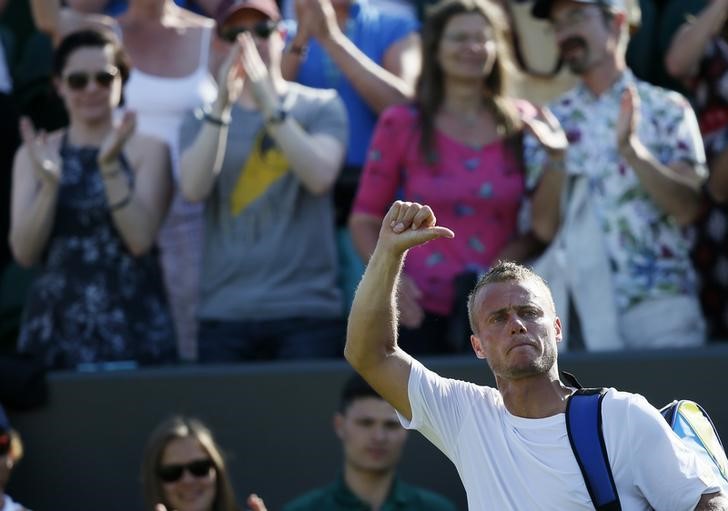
[{"xmin": 265, "ymin": 106, "xmax": 288, "ymax": 126}]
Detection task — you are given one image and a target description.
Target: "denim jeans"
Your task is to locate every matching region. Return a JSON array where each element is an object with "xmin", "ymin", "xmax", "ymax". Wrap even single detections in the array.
[{"xmin": 198, "ymin": 317, "xmax": 346, "ymax": 362}]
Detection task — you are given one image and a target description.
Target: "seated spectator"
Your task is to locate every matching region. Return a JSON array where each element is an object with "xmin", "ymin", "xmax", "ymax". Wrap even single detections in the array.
[
  {"xmin": 349, "ymin": 0, "xmax": 544, "ymax": 355},
  {"xmin": 281, "ymin": 0, "xmax": 421, "ymax": 313},
  {"xmin": 528, "ymin": 0, "xmax": 708, "ymax": 350},
  {"xmin": 282, "ymin": 373, "xmax": 458, "ymax": 511},
  {"xmin": 9, "ymin": 29, "xmax": 176, "ymax": 369},
  {"xmin": 179, "ymin": 0, "xmax": 348, "ymax": 362},
  {"xmin": 142, "ymin": 415, "xmax": 267, "ymax": 511},
  {"xmin": 0, "ymin": 405, "xmax": 27, "ymax": 511},
  {"xmin": 665, "ymin": 0, "xmax": 728, "ymax": 340},
  {"xmin": 31, "ymin": 0, "xmax": 224, "ymax": 362}
]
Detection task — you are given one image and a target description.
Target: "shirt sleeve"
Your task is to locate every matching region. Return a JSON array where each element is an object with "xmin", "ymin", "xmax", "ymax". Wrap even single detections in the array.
[
  {"xmin": 351, "ymin": 105, "xmax": 413, "ymax": 218},
  {"xmin": 304, "ymin": 89, "xmax": 349, "ymax": 146},
  {"xmin": 378, "ymin": 12, "xmax": 419, "ymax": 53},
  {"xmin": 397, "ymin": 359, "xmax": 492, "ymax": 462},
  {"xmin": 611, "ymin": 392, "xmax": 722, "ymax": 510},
  {"xmin": 651, "ymin": 89, "xmax": 708, "ymax": 178}
]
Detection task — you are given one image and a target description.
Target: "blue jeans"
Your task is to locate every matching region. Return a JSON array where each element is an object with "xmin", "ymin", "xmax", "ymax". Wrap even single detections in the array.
[{"xmin": 198, "ymin": 317, "xmax": 345, "ymax": 362}]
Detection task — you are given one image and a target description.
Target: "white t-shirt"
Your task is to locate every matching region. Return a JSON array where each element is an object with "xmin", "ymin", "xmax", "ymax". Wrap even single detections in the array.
[{"xmin": 399, "ymin": 360, "xmax": 721, "ymax": 510}]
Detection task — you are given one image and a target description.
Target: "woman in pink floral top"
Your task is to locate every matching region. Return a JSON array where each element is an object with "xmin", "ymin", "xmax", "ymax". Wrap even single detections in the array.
[{"xmin": 349, "ymin": 0, "xmax": 544, "ymax": 354}]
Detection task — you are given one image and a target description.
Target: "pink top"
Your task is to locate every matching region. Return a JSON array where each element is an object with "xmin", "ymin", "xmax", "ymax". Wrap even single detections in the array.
[{"xmin": 352, "ymin": 104, "xmax": 528, "ymax": 316}]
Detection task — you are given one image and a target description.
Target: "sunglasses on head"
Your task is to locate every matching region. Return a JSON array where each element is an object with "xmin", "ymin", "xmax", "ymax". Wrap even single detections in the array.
[
  {"xmin": 64, "ymin": 68, "xmax": 119, "ymax": 91},
  {"xmin": 0, "ymin": 432, "xmax": 10, "ymax": 456},
  {"xmin": 157, "ymin": 458, "xmax": 215, "ymax": 483},
  {"xmin": 221, "ymin": 20, "xmax": 278, "ymax": 42}
]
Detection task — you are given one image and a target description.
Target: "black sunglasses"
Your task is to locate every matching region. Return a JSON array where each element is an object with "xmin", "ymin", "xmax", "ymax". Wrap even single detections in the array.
[
  {"xmin": 157, "ymin": 458, "xmax": 215, "ymax": 483},
  {"xmin": 221, "ymin": 20, "xmax": 278, "ymax": 42},
  {"xmin": 64, "ymin": 68, "xmax": 119, "ymax": 91}
]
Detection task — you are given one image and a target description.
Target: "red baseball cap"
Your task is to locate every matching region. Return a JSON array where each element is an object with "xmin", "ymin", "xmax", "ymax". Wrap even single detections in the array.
[{"xmin": 215, "ymin": 0, "xmax": 282, "ymax": 27}]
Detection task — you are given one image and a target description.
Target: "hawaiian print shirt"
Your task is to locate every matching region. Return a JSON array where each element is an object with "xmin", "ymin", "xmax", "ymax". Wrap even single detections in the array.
[{"xmin": 525, "ymin": 70, "xmax": 707, "ymax": 311}]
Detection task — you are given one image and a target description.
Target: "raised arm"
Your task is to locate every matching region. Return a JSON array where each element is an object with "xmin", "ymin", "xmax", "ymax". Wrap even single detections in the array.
[
  {"xmin": 665, "ymin": 0, "xmax": 728, "ymax": 81},
  {"xmin": 97, "ymin": 112, "xmax": 172, "ymax": 256},
  {"xmin": 522, "ymin": 106, "xmax": 569, "ymax": 243},
  {"xmin": 8, "ymin": 120, "xmax": 62, "ymax": 267},
  {"xmin": 242, "ymin": 32, "xmax": 345, "ymax": 195},
  {"xmin": 180, "ymin": 40, "xmax": 244, "ymax": 202},
  {"xmin": 618, "ymin": 87, "xmax": 705, "ymax": 225},
  {"xmin": 707, "ymin": 145, "xmax": 728, "ymax": 203},
  {"xmin": 30, "ymin": 0, "xmax": 117, "ymax": 44},
  {"xmin": 345, "ymin": 201, "xmax": 454, "ymax": 420},
  {"xmin": 284, "ymin": 0, "xmax": 420, "ymax": 114}
]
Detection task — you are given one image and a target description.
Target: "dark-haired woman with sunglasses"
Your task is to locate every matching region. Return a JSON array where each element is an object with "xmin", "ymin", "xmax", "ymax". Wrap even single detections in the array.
[
  {"xmin": 142, "ymin": 416, "xmax": 267, "ymax": 511},
  {"xmin": 9, "ymin": 29, "xmax": 176, "ymax": 370},
  {"xmin": 30, "ymin": 0, "xmax": 222, "ymax": 364}
]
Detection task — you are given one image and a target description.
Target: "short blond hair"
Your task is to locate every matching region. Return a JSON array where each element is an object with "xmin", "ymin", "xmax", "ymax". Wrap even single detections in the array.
[{"xmin": 467, "ymin": 261, "xmax": 556, "ymax": 334}]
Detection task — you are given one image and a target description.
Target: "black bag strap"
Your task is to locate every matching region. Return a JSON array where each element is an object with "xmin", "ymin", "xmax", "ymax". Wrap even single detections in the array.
[{"xmin": 566, "ymin": 388, "xmax": 622, "ymax": 511}]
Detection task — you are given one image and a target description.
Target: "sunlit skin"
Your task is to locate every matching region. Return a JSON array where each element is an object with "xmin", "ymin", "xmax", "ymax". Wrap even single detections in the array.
[
  {"xmin": 55, "ymin": 45, "xmax": 122, "ymax": 128},
  {"xmin": 437, "ymin": 12, "xmax": 497, "ymax": 82},
  {"xmin": 468, "ymin": 278, "xmax": 577, "ymax": 419},
  {"xmin": 335, "ymin": 397, "xmax": 408, "ymax": 476},
  {"xmin": 550, "ymin": 1, "xmax": 613, "ymax": 75},
  {"xmin": 160, "ymin": 437, "xmax": 217, "ymax": 511}
]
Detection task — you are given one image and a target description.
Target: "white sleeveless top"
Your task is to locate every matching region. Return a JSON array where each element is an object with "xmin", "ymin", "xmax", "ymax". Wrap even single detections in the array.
[{"xmin": 123, "ymin": 25, "xmax": 218, "ymax": 180}]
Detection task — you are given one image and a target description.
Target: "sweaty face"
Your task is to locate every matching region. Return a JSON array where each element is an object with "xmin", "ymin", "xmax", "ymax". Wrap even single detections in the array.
[
  {"xmin": 160, "ymin": 437, "xmax": 217, "ymax": 511},
  {"xmin": 336, "ymin": 397, "xmax": 408, "ymax": 475},
  {"xmin": 437, "ymin": 12, "xmax": 497, "ymax": 81},
  {"xmin": 550, "ymin": 1, "xmax": 612, "ymax": 75},
  {"xmin": 470, "ymin": 279, "xmax": 561, "ymax": 380}
]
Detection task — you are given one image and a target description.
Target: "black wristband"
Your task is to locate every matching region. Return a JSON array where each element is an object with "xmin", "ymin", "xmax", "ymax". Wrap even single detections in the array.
[
  {"xmin": 286, "ymin": 42, "xmax": 308, "ymax": 57},
  {"xmin": 195, "ymin": 106, "xmax": 230, "ymax": 127},
  {"xmin": 109, "ymin": 192, "xmax": 132, "ymax": 211}
]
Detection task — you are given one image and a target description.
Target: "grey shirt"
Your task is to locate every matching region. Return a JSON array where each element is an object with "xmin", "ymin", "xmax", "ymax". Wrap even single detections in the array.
[{"xmin": 180, "ymin": 83, "xmax": 348, "ymax": 321}]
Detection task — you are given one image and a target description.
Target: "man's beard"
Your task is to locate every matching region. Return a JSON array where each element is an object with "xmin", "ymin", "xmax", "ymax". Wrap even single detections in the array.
[{"xmin": 560, "ymin": 37, "xmax": 590, "ymax": 74}]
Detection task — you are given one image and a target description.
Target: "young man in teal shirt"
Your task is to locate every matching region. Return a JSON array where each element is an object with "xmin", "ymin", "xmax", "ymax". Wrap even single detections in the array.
[{"xmin": 282, "ymin": 373, "xmax": 457, "ymax": 511}]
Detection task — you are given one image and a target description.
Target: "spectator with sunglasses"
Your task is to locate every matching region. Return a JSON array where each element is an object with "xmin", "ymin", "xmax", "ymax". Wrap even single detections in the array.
[
  {"xmin": 178, "ymin": 0, "xmax": 348, "ymax": 362},
  {"xmin": 30, "ymin": 0, "xmax": 223, "ymax": 363},
  {"xmin": 9, "ymin": 29, "xmax": 176, "ymax": 369},
  {"xmin": 142, "ymin": 416, "xmax": 267, "ymax": 511},
  {"xmin": 280, "ymin": 0, "xmax": 421, "ymax": 315},
  {"xmin": 0, "ymin": 405, "xmax": 28, "ymax": 511}
]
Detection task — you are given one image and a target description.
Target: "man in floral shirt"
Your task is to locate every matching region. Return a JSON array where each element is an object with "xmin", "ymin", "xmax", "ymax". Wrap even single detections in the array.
[{"xmin": 526, "ymin": 0, "xmax": 708, "ymax": 350}]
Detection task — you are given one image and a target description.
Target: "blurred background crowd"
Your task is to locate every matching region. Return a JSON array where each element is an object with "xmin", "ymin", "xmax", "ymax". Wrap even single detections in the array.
[
  {"xmin": 1, "ymin": 0, "xmax": 725, "ymax": 370},
  {"xmin": 0, "ymin": 0, "xmax": 727, "ymax": 508}
]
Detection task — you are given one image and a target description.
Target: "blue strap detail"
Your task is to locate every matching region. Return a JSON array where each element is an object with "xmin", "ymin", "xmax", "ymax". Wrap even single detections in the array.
[{"xmin": 566, "ymin": 389, "xmax": 622, "ymax": 511}]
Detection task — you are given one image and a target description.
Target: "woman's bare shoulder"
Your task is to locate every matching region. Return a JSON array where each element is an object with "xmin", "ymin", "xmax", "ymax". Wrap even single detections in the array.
[{"xmin": 176, "ymin": 8, "xmax": 215, "ymax": 29}]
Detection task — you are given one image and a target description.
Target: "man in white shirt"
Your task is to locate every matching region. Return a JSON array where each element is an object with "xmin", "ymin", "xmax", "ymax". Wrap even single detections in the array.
[{"xmin": 345, "ymin": 200, "xmax": 728, "ymax": 510}]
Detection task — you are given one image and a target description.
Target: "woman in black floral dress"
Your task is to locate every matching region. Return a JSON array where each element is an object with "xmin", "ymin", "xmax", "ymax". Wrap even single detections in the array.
[{"xmin": 9, "ymin": 29, "xmax": 176, "ymax": 369}]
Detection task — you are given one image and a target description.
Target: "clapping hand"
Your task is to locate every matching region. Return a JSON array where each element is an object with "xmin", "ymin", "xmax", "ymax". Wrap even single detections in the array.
[
  {"xmin": 216, "ymin": 37, "xmax": 245, "ymax": 110},
  {"xmin": 617, "ymin": 85, "xmax": 639, "ymax": 151},
  {"xmin": 19, "ymin": 116, "xmax": 62, "ymax": 185},
  {"xmin": 301, "ymin": 0, "xmax": 340, "ymax": 42},
  {"xmin": 98, "ymin": 110, "xmax": 136, "ymax": 166},
  {"xmin": 522, "ymin": 106, "xmax": 568, "ymax": 158},
  {"xmin": 237, "ymin": 32, "xmax": 279, "ymax": 115}
]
